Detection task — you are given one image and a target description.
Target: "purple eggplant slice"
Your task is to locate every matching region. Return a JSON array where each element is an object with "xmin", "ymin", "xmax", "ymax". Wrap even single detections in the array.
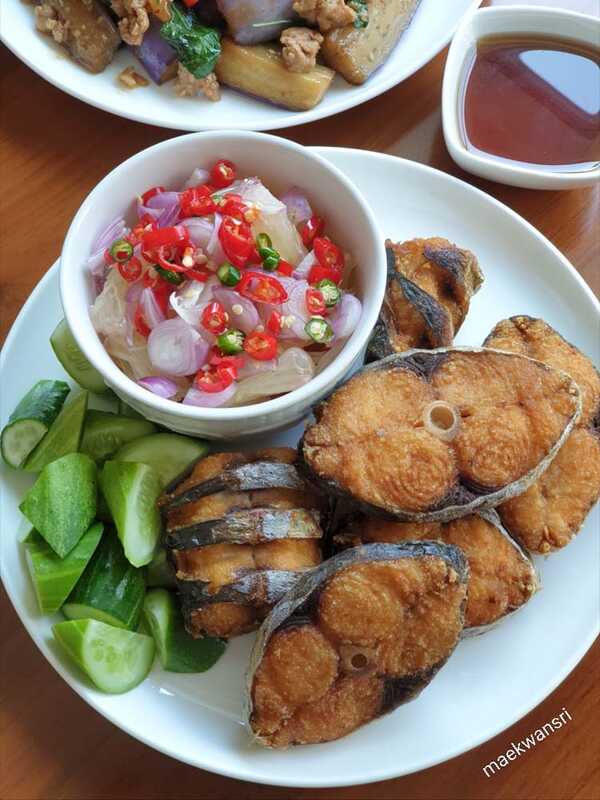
[
  {"xmin": 245, "ymin": 542, "xmax": 468, "ymax": 747},
  {"xmin": 484, "ymin": 316, "xmax": 600, "ymax": 553},
  {"xmin": 300, "ymin": 347, "xmax": 581, "ymax": 521},
  {"xmin": 333, "ymin": 510, "xmax": 538, "ymax": 632}
]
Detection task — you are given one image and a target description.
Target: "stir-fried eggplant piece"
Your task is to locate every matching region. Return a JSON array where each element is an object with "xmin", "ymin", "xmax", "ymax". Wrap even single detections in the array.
[
  {"xmin": 368, "ymin": 239, "xmax": 483, "ymax": 361},
  {"xmin": 245, "ymin": 542, "xmax": 468, "ymax": 747},
  {"xmin": 160, "ymin": 448, "xmax": 325, "ymax": 639},
  {"xmin": 321, "ymin": 0, "xmax": 422, "ymax": 85},
  {"xmin": 160, "ymin": 447, "xmax": 301, "ymax": 509},
  {"xmin": 300, "ymin": 347, "xmax": 581, "ymax": 521},
  {"xmin": 34, "ymin": 0, "xmax": 121, "ymax": 74},
  {"xmin": 334, "ymin": 511, "xmax": 537, "ymax": 631},
  {"xmin": 484, "ymin": 316, "xmax": 600, "ymax": 553}
]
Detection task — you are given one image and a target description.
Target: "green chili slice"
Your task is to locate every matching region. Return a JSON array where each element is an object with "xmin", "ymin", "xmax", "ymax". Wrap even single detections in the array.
[
  {"xmin": 305, "ymin": 317, "xmax": 334, "ymax": 344},
  {"xmin": 217, "ymin": 329, "xmax": 245, "ymax": 354},
  {"xmin": 217, "ymin": 262, "xmax": 241, "ymax": 286}
]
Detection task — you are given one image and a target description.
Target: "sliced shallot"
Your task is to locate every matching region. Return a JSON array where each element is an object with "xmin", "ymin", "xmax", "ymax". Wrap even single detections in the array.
[
  {"xmin": 148, "ymin": 318, "xmax": 209, "ymax": 376},
  {"xmin": 138, "ymin": 376, "xmax": 178, "ymax": 398},
  {"xmin": 183, "ymin": 384, "xmax": 236, "ymax": 407}
]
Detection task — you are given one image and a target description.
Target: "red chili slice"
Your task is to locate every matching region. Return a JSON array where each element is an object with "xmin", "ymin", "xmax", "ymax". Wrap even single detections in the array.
[
  {"xmin": 220, "ymin": 194, "xmax": 248, "ymax": 217},
  {"xmin": 266, "ymin": 311, "xmax": 283, "ymax": 336},
  {"xmin": 195, "ymin": 365, "xmax": 235, "ymax": 393},
  {"xmin": 180, "ymin": 185, "xmax": 216, "ymax": 217},
  {"xmin": 210, "ymin": 159, "xmax": 236, "ymax": 189},
  {"xmin": 314, "ymin": 237, "xmax": 345, "ymax": 273},
  {"xmin": 306, "ymin": 288, "xmax": 327, "ymax": 316},
  {"xmin": 277, "ymin": 259, "xmax": 294, "ymax": 277},
  {"xmin": 117, "ymin": 256, "xmax": 142, "ymax": 283},
  {"xmin": 243, "ymin": 331, "xmax": 278, "ymax": 361},
  {"xmin": 134, "ymin": 305, "xmax": 151, "ymax": 338},
  {"xmin": 238, "ymin": 272, "xmax": 288, "ymax": 305},
  {"xmin": 308, "ymin": 263, "xmax": 342, "ymax": 286},
  {"xmin": 201, "ymin": 301, "xmax": 228, "ymax": 335},
  {"xmin": 142, "ymin": 225, "xmax": 190, "ymax": 253},
  {"xmin": 218, "ymin": 215, "xmax": 256, "ymax": 268},
  {"xmin": 208, "ymin": 348, "xmax": 245, "ymax": 370},
  {"xmin": 300, "ymin": 215, "xmax": 325, "ymax": 248},
  {"xmin": 141, "ymin": 186, "xmax": 166, "ymax": 204}
]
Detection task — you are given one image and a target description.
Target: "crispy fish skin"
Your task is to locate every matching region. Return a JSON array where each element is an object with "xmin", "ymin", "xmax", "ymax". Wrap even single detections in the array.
[
  {"xmin": 368, "ymin": 239, "xmax": 484, "ymax": 361},
  {"xmin": 368, "ymin": 245, "xmax": 454, "ymax": 360},
  {"xmin": 484, "ymin": 316, "xmax": 600, "ymax": 553},
  {"xmin": 334, "ymin": 511, "xmax": 537, "ymax": 631},
  {"xmin": 159, "ymin": 447, "xmax": 297, "ymax": 507},
  {"xmin": 246, "ymin": 542, "xmax": 468, "ymax": 747},
  {"xmin": 162, "ymin": 448, "xmax": 325, "ymax": 639},
  {"xmin": 300, "ymin": 347, "xmax": 581, "ymax": 521},
  {"xmin": 178, "ymin": 539, "xmax": 322, "ymax": 638}
]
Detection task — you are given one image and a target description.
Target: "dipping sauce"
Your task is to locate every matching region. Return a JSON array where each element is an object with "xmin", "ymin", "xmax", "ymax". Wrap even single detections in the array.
[{"xmin": 461, "ymin": 36, "xmax": 600, "ymax": 172}]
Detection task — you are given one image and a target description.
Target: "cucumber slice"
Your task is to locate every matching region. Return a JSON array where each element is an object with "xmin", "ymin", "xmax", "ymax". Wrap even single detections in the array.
[
  {"xmin": 20, "ymin": 452, "xmax": 97, "ymax": 558},
  {"xmin": 80, "ymin": 411, "xmax": 156, "ymax": 463},
  {"xmin": 50, "ymin": 319, "xmax": 108, "ymax": 395},
  {"xmin": 1, "ymin": 380, "xmax": 70, "ymax": 468},
  {"xmin": 99, "ymin": 461, "xmax": 161, "ymax": 567},
  {"xmin": 146, "ymin": 549, "xmax": 175, "ymax": 588},
  {"xmin": 114, "ymin": 433, "xmax": 209, "ymax": 489},
  {"xmin": 143, "ymin": 589, "xmax": 226, "ymax": 673},
  {"xmin": 23, "ymin": 391, "xmax": 88, "ymax": 473},
  {"xmin": 52, "ymin": 618, "xmax": 155, "ymax": 694},
  {"xmin": 63, "ymin": 530, "xmax": 145, "ymax": 630},
  {"xmin": 24, "ymin": 523, "xmax": 104, "ymax": 614}
]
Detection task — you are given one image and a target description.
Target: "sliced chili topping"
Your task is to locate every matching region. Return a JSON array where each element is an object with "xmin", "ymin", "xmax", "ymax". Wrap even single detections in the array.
[
  {"xmin": 210, "ymin": 159, "xmax": 236, "ymax": 189},
  {"xmin": 238, "ymin": 272, "xmax": 288, "ymax": 305},
  {"xmin": 219, "ymin": 215, "xmax": 255, "ymax": 268},
  {"xmin": 300, "ymin": 215, "xmax": 325, "ymax": 248},
  {"xmin": 201, "ymin": 301, "xmax": 228, "ymax": 335},
  {"xmin": 244, "ymin": 331, "xmax": 278, "ymax": 361}
]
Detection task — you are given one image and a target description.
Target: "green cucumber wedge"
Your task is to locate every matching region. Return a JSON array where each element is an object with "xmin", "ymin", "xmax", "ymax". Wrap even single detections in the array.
[
  {"xmin": 80, "ymin": 411, "xmax": 156, "ymax": 463},
  {"xmin": 50, "ymin": 319, "xmax": 108, "ymax": 394},
  {"xmin": 24, "ymin": 523, "xmax": 104, "ymax": 614},
  {"xmin": 146, "ymin": 549, "xmax": 175, "ymax": 588},
  {"xmin": 99, "ymin": 461, "xmax": 161, "ymax": 567},
  {"xmin": 1, "ymin": 380, "xmax": 70, "ymax": 468},
  {"xmin": 114, "ymin": 433, "xmax": 209, "ymax": 489},
  {"xmin": 143, "ymin": 589, "xmax": 226, "ymax": 673},
  {"xmin": 23, "ymin": 391, "xmax": 88, "ymax": 473},
  {"xmin": 20, "ymin": 452, "xmax": 97, "ymax": 558},
  {"xmin": 63, "ymin": 530, "xmax": 145, "ymax": 630},
  {"xmin": 52, "ymin": 618, "xmax": 155, "ymax": 694}
]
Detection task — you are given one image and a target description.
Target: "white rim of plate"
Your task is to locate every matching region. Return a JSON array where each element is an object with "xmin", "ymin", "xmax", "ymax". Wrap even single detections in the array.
[{"xmin": 1, "ymin": 148, "xmax": 598, "ymax": 788}]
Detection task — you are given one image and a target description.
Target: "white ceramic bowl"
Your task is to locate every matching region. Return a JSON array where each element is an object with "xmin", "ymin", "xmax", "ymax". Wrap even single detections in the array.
[
  {"xmin": 60, "ymin": 131, "xmax": 386, "ymax": 439},
  {"xmin": 442, "ymin": 5, "xmax": 600, "ymax": 190}
]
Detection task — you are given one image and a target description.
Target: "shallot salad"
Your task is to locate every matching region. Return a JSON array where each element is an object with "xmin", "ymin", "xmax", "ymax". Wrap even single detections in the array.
[{"xmin": 89, "ymin": 158, "xmax": 362, "ymax": 408}]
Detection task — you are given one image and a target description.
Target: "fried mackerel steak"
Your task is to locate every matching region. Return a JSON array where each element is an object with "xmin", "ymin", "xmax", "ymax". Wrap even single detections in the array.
[
  {"xmin": 159, "ymin": 448, "xmax": 325, "ymax": 639},
  {"xmin": 300, "ymin": 348, "xmax": 581, "ymax": 521},
  {"xmin": 367, "ymin": 238, "xmax": 484, "ymax": 360},
  {"xmin": 245, "ymin": 543, "xmax": 468, "ymax": 747},
  {"xmin": 333, "ymin": 511, "xmax": 538, "ymax": 632},
  {"xmin": 484, "ymin": 317, "xmax": 600, "ymax": 553}
]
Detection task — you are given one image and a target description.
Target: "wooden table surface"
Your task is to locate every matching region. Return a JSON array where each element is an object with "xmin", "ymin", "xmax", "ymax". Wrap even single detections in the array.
[{"xmin": 1, "ymin": 1, "xmax": 598, "ymax": 798}]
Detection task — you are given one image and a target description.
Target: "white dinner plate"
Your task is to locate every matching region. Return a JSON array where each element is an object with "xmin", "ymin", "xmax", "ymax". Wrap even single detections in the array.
[
  {"xmin": 1, "ymin": 148, "xmax": 598, "ymax": 788},
  {"xmin": 0, "ymin": 0, "xmax": 480, "ymax": 131}
]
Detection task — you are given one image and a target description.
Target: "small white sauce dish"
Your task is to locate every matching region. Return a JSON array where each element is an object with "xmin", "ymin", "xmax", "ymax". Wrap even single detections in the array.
[
  {"xmin": 60, "ymin": 131, "xmax": 386, "ymax": 440},
  {"xmin": 442, "ymin": 5, "xmax": 600, "ymax": 190}
]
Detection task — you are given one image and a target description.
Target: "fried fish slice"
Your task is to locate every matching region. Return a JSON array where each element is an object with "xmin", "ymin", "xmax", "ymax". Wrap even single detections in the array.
[
  {"xmin": 300, "ymin": 347, "xmax": 581, "ymax": 521},
  {"xmin": 368, "ymin": 239, "xmax": 483, "ymax": 360},
  {"xmin": 333, "ymin": 511, "xmax": 537, "ymax": 631},
  {"xmin": 177, "ymin": 538, "xmax": 323, "ymax": 638},
  {"xmin": 245, "ymin": 542, "xmax": 468, "ymax": 747},
  {"xmin": 160, "ymin": 448, "xmax": 325, "ymax": 639},
  {"xmin": 484, "ymin": 316, "xmax": 600, "ymax": 553}
]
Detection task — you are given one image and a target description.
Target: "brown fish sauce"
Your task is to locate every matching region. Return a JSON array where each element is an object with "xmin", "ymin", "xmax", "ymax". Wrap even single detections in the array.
[{"xmin": 460, "ymin": 35, "xmax": 600, "ymax": 172}]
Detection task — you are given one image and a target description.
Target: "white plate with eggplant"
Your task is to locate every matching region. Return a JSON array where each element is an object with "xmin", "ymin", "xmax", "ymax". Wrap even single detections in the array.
[
  {"xmin": 1, "ymin": 147, "xmax": 598, "ymax": 788},
  {"xmin": 1, "ymin": 0, "xmax": 481, "ymax": 131}
]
